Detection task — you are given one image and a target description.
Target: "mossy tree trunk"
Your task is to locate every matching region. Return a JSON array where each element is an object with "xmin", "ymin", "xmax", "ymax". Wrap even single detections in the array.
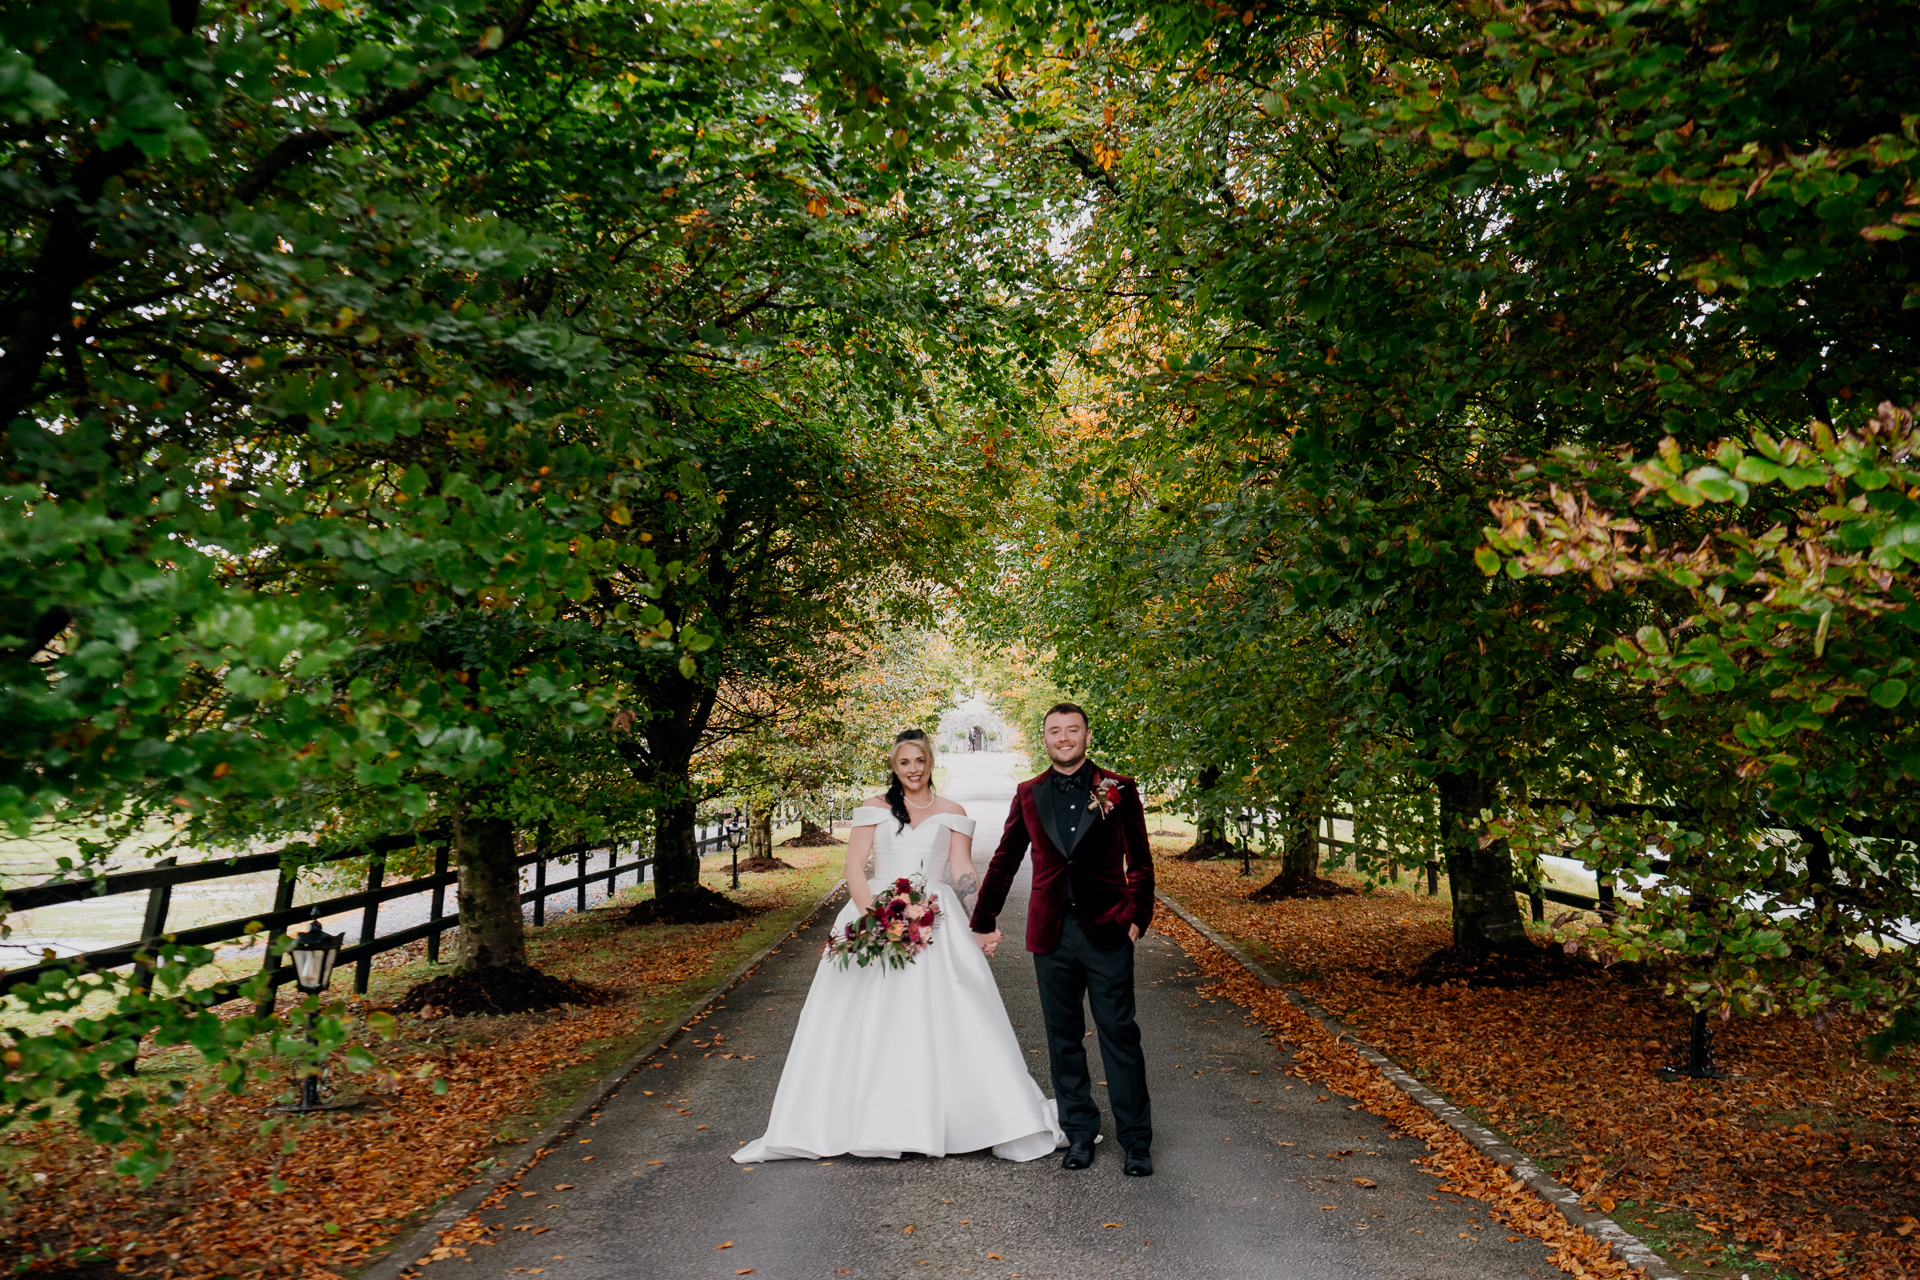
[
  {"xmin": 450, "ymin": 793, "xmax": 529, "ymax": 971},
  {"xmin": 1435, "ymin": 770, "xmax": 1531, "ymax": 952},
  {"xmin": 748, "ymin": 802, "xmax": 773, "ymax": 862}
]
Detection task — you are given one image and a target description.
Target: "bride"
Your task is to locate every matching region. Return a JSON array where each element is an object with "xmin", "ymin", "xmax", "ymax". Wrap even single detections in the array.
[{"xmin": 733, "ymin": 729, "xmax": 1063, "ymax": 1163}]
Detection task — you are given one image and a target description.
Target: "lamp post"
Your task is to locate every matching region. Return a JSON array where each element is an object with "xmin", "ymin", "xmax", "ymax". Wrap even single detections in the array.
[
  {"xmin": 728, "ymin": 808, "xmax": 747, "ymax": 889},
  {"xmin": 1236, "ymin": 811, "xmax": 1254, "ymax": 877},
  {"xmin": 283, "ymin": 916, "xmax": 343, "ymax": 1114}
]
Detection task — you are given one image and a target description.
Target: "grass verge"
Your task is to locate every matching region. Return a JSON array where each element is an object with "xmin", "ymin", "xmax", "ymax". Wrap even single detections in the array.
[
  {"xmin": 1156, "ymin": 845, "xmax": 1919, "ymax": 1280},
  {"xmin": 1, "ymin": 846, "xmax": 843, "ymax": 1279}
]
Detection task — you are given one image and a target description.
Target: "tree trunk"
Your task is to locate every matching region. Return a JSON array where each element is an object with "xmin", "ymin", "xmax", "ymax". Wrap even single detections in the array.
[
  {"xmin": 1280, "ymin": 798, "xmax": 1320, "ymax": 881},
  {"xmin": 1182, "ymin": 766, "xmax": 1235, "ymax": 859},
  {"xmin": 450, "ymin": 798, "xmax": 529, "ymax": 971},
  {"xmin": 799, "ymin": 817, "xmax": 828, "ymax": 841},
  {"xmin": 1434, "ymin": 770, "xmax": 1531, "ymax": 952},
  {"xmin": 748, "ymin": 804, "xmax": 773, "ymax": 862},
  {"xmin": 1251, "ymin": 790, "xmax": 1353, "ymax": 900},
  {"xmin": 652, "ymin": 794, "xmax": 700, "ymax": 896},
  {"xmin": 1196, "ymin": 810, "xmax": 1227, "ymax": 847}
]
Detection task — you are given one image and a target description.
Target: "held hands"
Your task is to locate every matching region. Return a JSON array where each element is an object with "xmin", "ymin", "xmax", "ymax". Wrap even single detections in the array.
[{"xmin": 974, "ymin": 929, "xmax": 1004, "ymax": 957}]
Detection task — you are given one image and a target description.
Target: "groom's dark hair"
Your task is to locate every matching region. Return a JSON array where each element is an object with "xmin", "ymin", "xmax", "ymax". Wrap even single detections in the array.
[{"xmin": 1044, "ymin": 702, "xmax": 1089, "ymax": 727}]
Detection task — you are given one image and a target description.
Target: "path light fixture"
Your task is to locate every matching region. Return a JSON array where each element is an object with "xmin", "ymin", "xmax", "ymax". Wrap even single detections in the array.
[
  {"xmin": 728, "ymin": 808, "xmax": 748, "ymax": 890},
  {"xmin": 1657, "ymin": 1009, "xmax": 1724, "ymax": 1082},
  {"xmin": 1235, "ymin": 811, "xmax": 1255, "ymax": 877},
  {"xmin": 278, "ymin": 915, "xmax": 346, "ymax": 1114},
  {"xmin": 290, "ymin": 917, "xmax": 343, "ymax": 996}
]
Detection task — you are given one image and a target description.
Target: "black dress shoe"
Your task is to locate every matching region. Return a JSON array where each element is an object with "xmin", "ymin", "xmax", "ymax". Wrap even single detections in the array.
[
  {"xmin": 1061, "ymin": 1137, "xmax": 1097, "ymax": 1170},
  {"xmin": 1123, "ymin": 1148, "xmax": 1154, "ymax": 1177}
]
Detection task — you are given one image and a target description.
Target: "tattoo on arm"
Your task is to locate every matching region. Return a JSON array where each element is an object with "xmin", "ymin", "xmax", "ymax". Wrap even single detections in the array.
[{"xmin": 954, "ymin": 871, "xmax": 979, "ymax": 915}]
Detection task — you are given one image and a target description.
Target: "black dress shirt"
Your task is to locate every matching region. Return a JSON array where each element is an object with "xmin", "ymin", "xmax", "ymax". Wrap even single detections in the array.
[{"xmin": 1039, "ymin": 760, "xmax": 1096, "ymax": 907}]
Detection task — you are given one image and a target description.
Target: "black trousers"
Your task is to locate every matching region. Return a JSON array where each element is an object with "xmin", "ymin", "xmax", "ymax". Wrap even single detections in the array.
[{"xmin": 1033, "ymin": 913, "xmax": 1152, "ymax": 1152}]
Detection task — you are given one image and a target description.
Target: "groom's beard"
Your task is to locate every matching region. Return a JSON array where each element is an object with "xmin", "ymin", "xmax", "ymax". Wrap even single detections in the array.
[{"xmin": 1048, "ymin": 750, "xmax": 1087, "ymax": 772}]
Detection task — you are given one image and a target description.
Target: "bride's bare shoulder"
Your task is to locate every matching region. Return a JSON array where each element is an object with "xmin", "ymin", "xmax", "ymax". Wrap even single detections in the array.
[{"xmin": 933, "ymin": 796, "xmax": 968, "ymax": 816}]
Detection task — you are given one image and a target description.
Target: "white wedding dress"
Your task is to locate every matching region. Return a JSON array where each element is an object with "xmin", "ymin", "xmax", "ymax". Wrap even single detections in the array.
[{"xmin": 734, "ymin": 806, "xmax": 1063, "ymax": 1162}]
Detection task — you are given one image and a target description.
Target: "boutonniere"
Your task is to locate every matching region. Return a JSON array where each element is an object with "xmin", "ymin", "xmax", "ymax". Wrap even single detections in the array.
[{"xmin": 1087, "ymin": 777, "xmax": 1122, "ymax": 820}]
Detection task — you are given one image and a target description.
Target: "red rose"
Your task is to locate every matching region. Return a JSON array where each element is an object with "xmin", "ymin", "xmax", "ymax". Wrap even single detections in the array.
[{"xmin": 895, "ymin": 877, "xmax": 913, "ymax": 891}]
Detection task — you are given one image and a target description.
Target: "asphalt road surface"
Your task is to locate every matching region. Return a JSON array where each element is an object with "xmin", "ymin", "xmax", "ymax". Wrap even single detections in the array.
[{"xmin": 474, "ymin": 753, "xmax": 1560, "ymax": 1280}]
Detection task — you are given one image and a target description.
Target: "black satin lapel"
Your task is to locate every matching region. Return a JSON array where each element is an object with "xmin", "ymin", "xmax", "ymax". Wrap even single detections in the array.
[{"xmin": 1035, "ymin": 783, "xmax": 1067, "ymax": 858}]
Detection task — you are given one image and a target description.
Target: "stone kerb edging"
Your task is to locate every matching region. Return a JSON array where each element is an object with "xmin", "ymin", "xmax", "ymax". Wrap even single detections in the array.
[
  {"xmin": 1153, "ymin": 890, "xmax": 1685, "ymax": 1280},
  {"xmin": 358, "ymin": 879, "xmax": 849, "ymax": 1280}
]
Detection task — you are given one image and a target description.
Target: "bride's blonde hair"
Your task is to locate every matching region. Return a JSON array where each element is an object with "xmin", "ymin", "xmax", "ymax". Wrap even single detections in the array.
[{"xmin": 885, "ymin": 728, "xmax": 936, "ymax": 831}]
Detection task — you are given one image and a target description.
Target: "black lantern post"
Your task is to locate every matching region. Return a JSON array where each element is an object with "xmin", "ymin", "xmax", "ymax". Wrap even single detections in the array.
[
  {"xmin": 728, "ymin": 808, "xmax": 748, "ymax": 889},
  {"xmin": 284, "ymin": 916, "xmax": 343, "ymax": 1113},
  {"xmin": 1235, "ymin": 811, "xmax": 1255, "ymax": 877}
]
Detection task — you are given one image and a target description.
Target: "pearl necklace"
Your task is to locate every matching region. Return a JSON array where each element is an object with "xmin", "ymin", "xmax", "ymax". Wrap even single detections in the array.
[{"xmin": 903, "ymin": 791, "xmax": 934, "ymax": 809}]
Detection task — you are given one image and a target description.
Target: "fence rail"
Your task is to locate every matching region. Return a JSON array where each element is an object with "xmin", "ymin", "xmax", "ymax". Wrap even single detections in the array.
[
  {"xmin": 0, "ymin": 833, "xmax": 673, "ymax": 1004},
  {"xmin": 1317, "ymin": 811, "xmax": 1635, "ymax": 919},
  {"xmin": 2, "ymin": 802, "xmax": 843, "ymax": 1012}
]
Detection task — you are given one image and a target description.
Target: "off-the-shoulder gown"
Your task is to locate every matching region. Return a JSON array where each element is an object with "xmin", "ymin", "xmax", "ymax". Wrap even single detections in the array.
[{"xmin": 733, "ymin": 806, "xmax": 1063, "ymax": 1162}]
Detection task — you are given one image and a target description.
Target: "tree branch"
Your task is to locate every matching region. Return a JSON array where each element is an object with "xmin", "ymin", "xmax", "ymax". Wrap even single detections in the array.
[{"xmin": 232, "ymin": 0, "xmax": 544, "ymax": 203}]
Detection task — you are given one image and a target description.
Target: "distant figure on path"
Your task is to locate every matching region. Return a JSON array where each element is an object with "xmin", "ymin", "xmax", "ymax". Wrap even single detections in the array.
[
  {"xmin": 969, "ymin": 702, "xmax": 1157, "ymax": 1177},
  {"xmin": 734, "ymin": 728, "xmax": 1062, "ymax": 1163}
]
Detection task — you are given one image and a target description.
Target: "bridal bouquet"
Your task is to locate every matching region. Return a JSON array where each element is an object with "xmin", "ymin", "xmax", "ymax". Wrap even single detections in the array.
[{"xmin": 826, "ymin": 877, "xmax": 940, "ymax": 970}]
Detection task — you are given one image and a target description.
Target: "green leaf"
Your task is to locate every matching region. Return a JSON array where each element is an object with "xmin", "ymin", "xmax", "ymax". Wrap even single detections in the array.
[
  {"xmin": 1473, "ymin": 545, "xmax": 1502, "ymax": 576},
  {"xmin": 1871, "ymin": 679, "xmax": 1909, "ymax": 709}
]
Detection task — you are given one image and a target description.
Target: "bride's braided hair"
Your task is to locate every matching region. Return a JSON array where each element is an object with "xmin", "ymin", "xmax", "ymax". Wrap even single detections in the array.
[{"xmin": 885, "ymin": 728, "xmax": 936, "ymax": 832}]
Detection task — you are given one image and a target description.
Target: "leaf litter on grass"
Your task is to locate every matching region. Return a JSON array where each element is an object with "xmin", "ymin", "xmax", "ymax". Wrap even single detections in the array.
[
  {"xmin": 1, "ymin": 855, "xmax": 839, "ymax": 1277},
  {"xmin": 1158, "ymin": 851, "xmax": 1920, "ymax": 1280}
]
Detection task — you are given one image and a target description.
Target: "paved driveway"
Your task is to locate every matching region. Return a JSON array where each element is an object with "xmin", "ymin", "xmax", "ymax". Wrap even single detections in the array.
[{"xmin": 473, "ymin": 753, "xmax": 1557, "ymax": 1279}]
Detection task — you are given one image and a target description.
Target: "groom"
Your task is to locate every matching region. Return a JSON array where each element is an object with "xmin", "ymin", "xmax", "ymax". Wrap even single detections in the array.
[{"xmin": 970, "ymin": 703, "xmax": 1156, "ymax": 1176}]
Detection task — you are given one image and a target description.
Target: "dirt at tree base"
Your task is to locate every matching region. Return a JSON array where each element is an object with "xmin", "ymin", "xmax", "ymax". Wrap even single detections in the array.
[
  {"xmin": 735, "ymin": 853, "xmax": 795, "ymax": 872},
  {"xmin": 392, "ymin": 964, "xmax": 610, "ymax": 1017},
  {"xmin": 1406, "ymin": 941, "xmax": 1629, "ymax": 990},
  {"xmin": 779, "ymin": 829, "xmax": 844, "ymax": 847},
  {"xmin": 619, "ymin": 883, "xmax": 756, "ymax": 926},
  {"xmin": 25, "ymin": 1264, "xmax": 123, "ymax": 1280},
  {"xmin": 1249, "ymin": 872, "xmax": 1357, "ymax": 901},
  {"xmin": 1176, "ymin": 838, "xmax": 1237, "ymax": 862}
]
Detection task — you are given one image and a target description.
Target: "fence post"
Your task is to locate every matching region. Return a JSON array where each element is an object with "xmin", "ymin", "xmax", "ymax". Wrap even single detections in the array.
[
  {"xmin": 254, "ymin": 867, "xmax": 298, "ymax": 1017},
  {"xmin": 426, "ymin": 844, "xmax": 450, "ymax": 964},
  {"xmin": 121, "ymin": 856, "xmax": 178, "ymax": 1076},
  {"xmin": 532, "ymin": 821, "xmax": 551, "ymax": 926},
  {"xmin": 132, "ymin": 857, "xmax": 177, "ymax": 996},
  {"xmin": 1425, "ymin": 860, "xmax": 1440, "ymax": 896},
  {"xmin": 575, "ymin": 847, "xmax": 588, "ymax": 916},
  {"xmin": 353, "ymin": 850, "xmax": 384, "ymax": 995},
  {"xmin": 1528, "ymin": 880, "xmax": 1546, "ymax": 923},
  {"xmin": 1598, "ymin": 875, "xmax": 1616, "ymax": 923}
]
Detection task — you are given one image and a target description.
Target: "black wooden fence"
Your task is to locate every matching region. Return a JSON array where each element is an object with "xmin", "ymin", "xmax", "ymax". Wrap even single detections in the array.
[
  {"xmin": 1, "ymin": 824, "xmax": 740, "ymax": 1009},
  {"xmin": 1317, "ymin": 811, "xmax": 1649, "ymax": 921}
]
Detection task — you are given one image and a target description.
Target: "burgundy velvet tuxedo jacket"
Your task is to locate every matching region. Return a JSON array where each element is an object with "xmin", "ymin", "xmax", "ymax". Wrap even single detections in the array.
[{"xmin": 969, "ymin": 764, "xmax": 1156, "ymax": 954}]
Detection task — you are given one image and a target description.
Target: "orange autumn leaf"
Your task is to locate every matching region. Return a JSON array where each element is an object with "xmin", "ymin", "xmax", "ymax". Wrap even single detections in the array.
[{"xmin": 1155, "ymin": 850, "xmax": 1920, "ymax": 1280}]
